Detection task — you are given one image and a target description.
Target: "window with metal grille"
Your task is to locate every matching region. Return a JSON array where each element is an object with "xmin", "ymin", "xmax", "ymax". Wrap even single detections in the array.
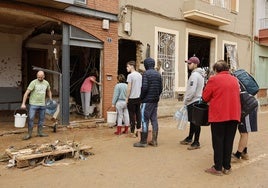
[
  {"xmin": 157, "ymin": 31, "xmax": 176, "ymax": 99},
  {"xmin": 224, "ymin": 43, "xmax": 238, "ymax": 71}
]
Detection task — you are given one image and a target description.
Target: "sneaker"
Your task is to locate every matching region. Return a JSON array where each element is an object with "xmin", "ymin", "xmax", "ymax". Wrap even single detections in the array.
[
  {"xmin": 205, "ymin": 166, "xmax": 223, "ymax": 176},
  {"xmin": 187, "ymin": 142, "xmax": 200, "ymax": 150},
  {"xmin": 222, "ymin": 168, "xmax": 232, "ymax": 175},
  {"xmin": 231, "ymin": 153, "xmax": 241, "ymax": 163},
  {"xmin": 180, "ymin": 138, "xmax": 192, "ymax": 145},
  {"xmin": 241, "ymin": 152, "xmax": 249, "ymax": 160}
]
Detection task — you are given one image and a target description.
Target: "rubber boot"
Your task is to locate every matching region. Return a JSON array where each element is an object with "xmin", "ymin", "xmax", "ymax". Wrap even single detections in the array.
[
  {"xmin": 122, "ymin": 126, "xmax": 129, "ymax": 134},
  {"xmin": 37, "ymin": 125, "xmax": 48, "ymax": 137},
  {"xmin": 148, "ymin": 131, "xmax": 158, "ymax": 147},
  {"xmin": 23, "ymin": 127, "xmax": 33, "ymax": 140},
  {"xmin": 135, "ymin": 128, "xmax": 141, "ymax": 139},
  {"xmin": 114, "ymin": 126, "xmax": 122, "ymax": 135},
  {"xmin": 133, "ymin": 132, "xmax": 148, "ymax": 147}
]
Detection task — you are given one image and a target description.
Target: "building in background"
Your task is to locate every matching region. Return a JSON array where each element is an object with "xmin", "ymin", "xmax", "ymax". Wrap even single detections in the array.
[
  {"xmin": 0, "ymin": 0, "xmax": 119, "ymax": 124},
  {"xmin": 118, "ymin": 0, "xmax": 257, "ymax": 116},
  {"xmin": 1, "ymin": 0, "xmax": 266, "ymax": 124},
  {"xmin": 254, "ymin": 0, "xmax": 268, "ymax": 106}
]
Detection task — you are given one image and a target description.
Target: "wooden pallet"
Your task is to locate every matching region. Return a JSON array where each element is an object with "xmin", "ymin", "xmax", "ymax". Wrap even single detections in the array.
[{"xmin": 5, "ymin": 142, "xmax": 92, "ymax": 168}]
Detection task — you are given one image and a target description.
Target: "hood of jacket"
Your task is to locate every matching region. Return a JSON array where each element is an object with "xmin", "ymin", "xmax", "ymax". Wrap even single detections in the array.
[
  {"xmin": 144, "ymin": 57, "xmax": 155, "ymax": 70},
  {"xmin": 193, "ymin": 67, "xmax": 205, "ymax": 77}
]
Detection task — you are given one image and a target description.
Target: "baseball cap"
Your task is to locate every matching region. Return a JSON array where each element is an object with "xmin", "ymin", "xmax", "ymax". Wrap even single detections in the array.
[{"xmin": 185, "ymin": 56, "xmax": 200, "ymax": 65}]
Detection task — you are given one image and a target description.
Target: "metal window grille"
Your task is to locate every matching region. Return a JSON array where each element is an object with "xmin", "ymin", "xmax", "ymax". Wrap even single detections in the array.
[
  {"xmin": 224, "ymin": 44, "xmax": 238, "ymax": 71},
  {"xmin": 157, "ymin": 32, "xmax": 175, "ymax": 99}
]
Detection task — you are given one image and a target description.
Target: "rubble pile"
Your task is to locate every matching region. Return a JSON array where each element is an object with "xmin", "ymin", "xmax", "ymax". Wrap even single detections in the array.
[{"xmin": 1, "ymin": 140, "xmax": 93, "ymax": 168}]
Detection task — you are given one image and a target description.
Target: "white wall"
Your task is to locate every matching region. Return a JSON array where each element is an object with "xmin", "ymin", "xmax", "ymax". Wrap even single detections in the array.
[
  {"xmin": 255, "ymin": 0, "xmax": 267, "ymax": 34},
  {"xmin": 0, "ymin": 33, "xmax": 22, "ymax": 87}
]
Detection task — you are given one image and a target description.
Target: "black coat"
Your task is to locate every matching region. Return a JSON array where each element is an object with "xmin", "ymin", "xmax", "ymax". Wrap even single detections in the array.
[{"xmin": 140, "ymin": 59, "xmax": 163, "ymax": 103}]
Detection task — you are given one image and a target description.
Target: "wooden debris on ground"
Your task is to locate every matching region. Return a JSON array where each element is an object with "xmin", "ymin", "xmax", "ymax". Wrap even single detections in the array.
[
  {"xmin": 67, "ymin": 118, "xmax": 105, "ymax": 129},
  {"xmin": 0, "ymin": 129, "xmax": 26, "ymax": 137},
  {"xmin": 5, "ymin": 140, "xmax": 93, "ymax": 168}
]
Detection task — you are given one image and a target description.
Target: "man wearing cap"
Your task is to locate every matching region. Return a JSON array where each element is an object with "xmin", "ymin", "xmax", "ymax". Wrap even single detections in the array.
[{"xmin": 180, "ymin": 56, "xmax": 205, "ymax": 150}]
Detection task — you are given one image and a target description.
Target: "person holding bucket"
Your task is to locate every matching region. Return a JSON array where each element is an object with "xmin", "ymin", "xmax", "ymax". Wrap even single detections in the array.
[
  {"xmin": 112, "ymin": 74, "xmax": 129, "ymax": 135},
  {"xmin": 180, "ymin": 56, "xmax": 205, "ymax": 150},
  {"xmin": 202, "ymin": 60, "xmax": 241, "ymax": 175},
  {"xmin": 21, "ymin": 71, "xmax": 52, "ymax": 140}
]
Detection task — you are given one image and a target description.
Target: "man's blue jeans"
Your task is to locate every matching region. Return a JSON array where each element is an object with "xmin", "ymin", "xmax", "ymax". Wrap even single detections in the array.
[{"xmin": 28, "ymin": 105, "xmax": 46, "ymax": 129}]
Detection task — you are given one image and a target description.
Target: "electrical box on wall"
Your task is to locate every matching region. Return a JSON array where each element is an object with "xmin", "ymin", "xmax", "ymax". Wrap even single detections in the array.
[
  {"xmin": 102, "ymin": 19, "xmax": 109, "ymax": 30},
  {"xmin": 124, "ymin": 22, "xmax": 131, "ymax": 32}
]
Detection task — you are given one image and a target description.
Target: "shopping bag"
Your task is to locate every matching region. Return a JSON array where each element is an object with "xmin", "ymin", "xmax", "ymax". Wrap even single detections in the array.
[{"xmin": 174, "ymin": 106, "xmax": 188, "ymax": 130}]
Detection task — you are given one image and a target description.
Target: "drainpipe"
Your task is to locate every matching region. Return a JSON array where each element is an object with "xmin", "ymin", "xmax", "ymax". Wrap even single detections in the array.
[{"xmin": 251, "ymin": 0, "xmax": 255, "ymax": 75}]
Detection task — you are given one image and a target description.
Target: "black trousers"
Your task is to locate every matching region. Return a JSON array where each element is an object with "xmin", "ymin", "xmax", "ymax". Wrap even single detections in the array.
[
  {"xmin": 127, "ymin": 98, "xmax": 141, "ymax": 133},
  {"xmin": 211, "ymin": 121, "xmax": 238, "ymax": 171}
]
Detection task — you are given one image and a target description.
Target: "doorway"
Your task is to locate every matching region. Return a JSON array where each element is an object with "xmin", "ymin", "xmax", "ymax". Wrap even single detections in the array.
[
  {"xmin": 25, "ymin": 48, "xmax": 49, "ymax": 86},
  {"xmin": 187, "ymin": 35, "xmax": 211, "ymax": 77},
  {"xmin": 118, "ymin": 39, "xmax": 137, "ymax": 77},
  {"xmin": 69, "ymin": 46, "xmax": 101, "ymax": 106}
]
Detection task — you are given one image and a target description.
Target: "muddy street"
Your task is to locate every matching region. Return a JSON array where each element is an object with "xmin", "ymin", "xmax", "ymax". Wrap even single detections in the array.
[{"xmin": 0, "ymin": 111, "xmax": 267, "ymax": 188}]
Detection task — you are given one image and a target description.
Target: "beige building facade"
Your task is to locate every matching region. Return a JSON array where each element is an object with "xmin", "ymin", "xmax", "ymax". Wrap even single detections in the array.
[{"xmin": 118, "ymin": 0, "xmax": 254, "ymax": 116}]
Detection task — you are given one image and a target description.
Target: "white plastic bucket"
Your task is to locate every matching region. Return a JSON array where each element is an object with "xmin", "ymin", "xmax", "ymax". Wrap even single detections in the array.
[
  {"xmin": 107, "ymin": 111, "xmax": 117, "ymax": 124},
  {"xmin": 14, "ymin": 114, "xmax": 27, "ymax": 128}
]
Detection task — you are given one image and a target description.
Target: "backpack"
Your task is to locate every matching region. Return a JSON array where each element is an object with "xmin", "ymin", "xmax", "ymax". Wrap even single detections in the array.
[{"xmin": 233, "ymin": 69, "xmax": 259, "ymax": 96}]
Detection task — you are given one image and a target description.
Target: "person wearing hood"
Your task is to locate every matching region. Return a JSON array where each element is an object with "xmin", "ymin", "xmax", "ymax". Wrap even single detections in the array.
[
  {"xmin": 133, "ymin": 57, "xmax": 163, "ymax": 147},
  {"xmin": 180, "ymin": 56, "xmax": 205, "ymax": 150}
]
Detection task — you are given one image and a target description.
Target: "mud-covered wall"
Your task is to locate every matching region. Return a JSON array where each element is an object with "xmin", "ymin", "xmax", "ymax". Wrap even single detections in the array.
[{"xmin": 0, "ymin": 33, "xmax": 22, "ymax": 87}]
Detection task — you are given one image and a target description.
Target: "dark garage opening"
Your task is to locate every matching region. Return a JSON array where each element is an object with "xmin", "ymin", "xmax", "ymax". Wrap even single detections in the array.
[
  {"xmin": 118, "ymin": 39, "xmax": 137, "ymax": 77},
  {"xmin": 187, "ymin": 35, "xmax": 211, "ymax": 77}
]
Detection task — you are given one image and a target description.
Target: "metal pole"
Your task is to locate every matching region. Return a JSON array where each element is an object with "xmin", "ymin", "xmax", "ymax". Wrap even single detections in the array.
[
  {"xmin": 59, "ymin": 73, "xmax": 63, "ymax": 125},
  {"xmin": 61, "ymin": 24, "xmax": 70, "ymax": 125}
]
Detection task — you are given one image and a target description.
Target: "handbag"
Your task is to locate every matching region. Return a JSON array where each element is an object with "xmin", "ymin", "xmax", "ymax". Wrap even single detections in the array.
[
  {"xmin": 174, "ymin": 105, "xmax": 188, "ymax": 130},
  {"xmin": 191, "ymin": 100, "xmax": 209, "ymax": 126},
  {"xmin": 240, "ymin": 90, "xmax": 258, "ymax": 119},
  {"xmin": 91, "ymin": 83, "xmax": 100, "ymax": 103}
]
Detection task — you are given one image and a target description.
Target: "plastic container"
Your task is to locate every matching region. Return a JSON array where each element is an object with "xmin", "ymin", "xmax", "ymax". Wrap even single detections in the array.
[
  {"xmin": 107, "ymin": 111, "xmax": 117, "ymax": 124},
  {"xmin": 14, "ymin": 109, "xmax": 28, "ymax": 128}
]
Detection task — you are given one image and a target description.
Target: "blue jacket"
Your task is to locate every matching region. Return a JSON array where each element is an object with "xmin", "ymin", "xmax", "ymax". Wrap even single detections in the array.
[
  {"xmin": 140, "ymin": 58, "xmax": 163, "ymax": 103},
  {"xmin": 112, "ymin": 83, "xmax": 127, "ymax": 105}
]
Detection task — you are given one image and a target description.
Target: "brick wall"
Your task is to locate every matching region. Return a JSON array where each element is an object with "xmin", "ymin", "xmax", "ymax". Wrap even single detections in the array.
[{"xmin": 87, "ymin": 0, "xmax": 119, "ymax": 14}]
